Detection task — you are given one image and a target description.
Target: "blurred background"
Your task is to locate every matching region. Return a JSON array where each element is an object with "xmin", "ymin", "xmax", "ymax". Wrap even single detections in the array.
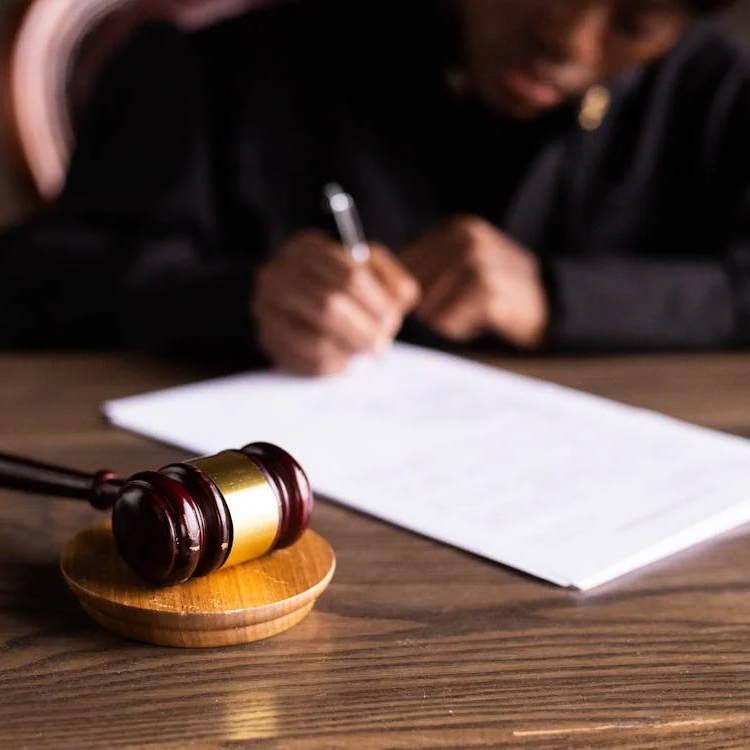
[{"xmin": 0, "ymin": 0, "xmax": 749, "ymax": 234}]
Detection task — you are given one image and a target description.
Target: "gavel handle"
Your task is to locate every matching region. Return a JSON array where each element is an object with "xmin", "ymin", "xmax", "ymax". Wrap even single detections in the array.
[{"xmin": 0, "ymin": 451, "xmax": 125, "ymax": 509}]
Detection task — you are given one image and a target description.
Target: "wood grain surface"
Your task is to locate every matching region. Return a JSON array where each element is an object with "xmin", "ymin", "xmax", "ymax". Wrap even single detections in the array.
[
  {"xmin": 2, "ymin": 352, "xmax": 750, "ymax": 748},
  {"xmin": 61, "ymin": 523, "xmax": 335, "ymax": 647}
]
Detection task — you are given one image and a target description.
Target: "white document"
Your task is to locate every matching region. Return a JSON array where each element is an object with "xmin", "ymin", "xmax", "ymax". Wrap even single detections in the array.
[{"xmin": 103, "ymin": 343, "xmax": 750, "ymax": 590}]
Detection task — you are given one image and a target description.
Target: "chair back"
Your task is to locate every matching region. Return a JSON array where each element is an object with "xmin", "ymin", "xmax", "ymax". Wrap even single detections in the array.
[{"xmin": 10, "ymin": 0, "xmax": 275, "ymax": 200}]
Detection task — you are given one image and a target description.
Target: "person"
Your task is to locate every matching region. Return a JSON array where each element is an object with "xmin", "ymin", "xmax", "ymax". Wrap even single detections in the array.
[{"xmin": 0, "ymin": 0, "xmax": 747, "ymax": 374}]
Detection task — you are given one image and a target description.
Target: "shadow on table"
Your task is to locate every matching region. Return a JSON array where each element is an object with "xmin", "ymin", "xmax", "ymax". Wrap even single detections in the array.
[{"xmin": 0, "ymin": 558, "xmax": 121, "ymax": 647}]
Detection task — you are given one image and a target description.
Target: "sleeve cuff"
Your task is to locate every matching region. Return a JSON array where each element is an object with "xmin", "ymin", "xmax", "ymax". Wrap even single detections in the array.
[{"xmin": 544, "ymin": 257, "xmax": 736, "ymax": 351}]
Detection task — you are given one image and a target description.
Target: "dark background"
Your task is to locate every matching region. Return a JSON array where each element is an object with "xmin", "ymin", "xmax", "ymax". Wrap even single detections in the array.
[{"xmin": 0, "ymin": 0, "xmax": 748, "ymax": 230}]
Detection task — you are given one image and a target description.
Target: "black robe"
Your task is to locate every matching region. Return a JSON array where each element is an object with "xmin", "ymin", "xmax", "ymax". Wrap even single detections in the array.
[{"xmin": 1, "ymin": 0, "xmax": 750, "ymax": 359}]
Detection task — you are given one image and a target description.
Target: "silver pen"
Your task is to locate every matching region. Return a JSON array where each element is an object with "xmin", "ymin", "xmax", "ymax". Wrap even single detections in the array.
[{"xmin": 324, "ymin": 183, "xmax": 371, "ymax": 264}]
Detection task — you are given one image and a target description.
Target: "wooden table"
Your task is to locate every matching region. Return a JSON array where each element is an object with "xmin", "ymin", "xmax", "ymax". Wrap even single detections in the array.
[{"xmin": 2, "ymin": 352, "xmax": 750, "ymax": 749}]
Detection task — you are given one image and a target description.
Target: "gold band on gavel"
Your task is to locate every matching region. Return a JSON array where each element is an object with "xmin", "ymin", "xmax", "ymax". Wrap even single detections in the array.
[{"xmin": 188, "ymin": 451, "xmax": 279, "ymax": 568}]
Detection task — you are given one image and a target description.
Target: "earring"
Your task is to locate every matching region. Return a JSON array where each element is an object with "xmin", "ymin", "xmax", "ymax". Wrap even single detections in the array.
[{"xmin": 579, "ymin": 85, "xmax": 611, "ymax": 131}]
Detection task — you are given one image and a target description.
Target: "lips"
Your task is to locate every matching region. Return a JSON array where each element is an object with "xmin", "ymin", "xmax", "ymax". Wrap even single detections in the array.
[{"xmin": 499, "ymin": 65, "xmax": 564, "ymax": 109}]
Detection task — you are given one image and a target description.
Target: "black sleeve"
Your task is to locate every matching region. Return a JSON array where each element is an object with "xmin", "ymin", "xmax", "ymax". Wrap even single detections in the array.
[
  {"xmin": 545, "ymin": 256, "xmax": 735, "ymax": 350},
  {"xmin": 0, "ymin": 22, "xmax": 260, "ymax": 360},
  {"xmin": 545, "ymin": 48, "xmax": 750, "ymax": 352}
]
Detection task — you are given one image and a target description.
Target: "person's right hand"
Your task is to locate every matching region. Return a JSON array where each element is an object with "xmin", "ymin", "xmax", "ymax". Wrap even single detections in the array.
[{"xmin": 251, "ymin": 229, "xmax": 419, "ymax": 376}]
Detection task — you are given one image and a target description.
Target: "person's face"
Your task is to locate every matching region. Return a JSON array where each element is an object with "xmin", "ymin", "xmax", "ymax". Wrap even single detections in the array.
[{"xmin": 459, "ymin": 0, "xmax": 690, "ymax": 118}]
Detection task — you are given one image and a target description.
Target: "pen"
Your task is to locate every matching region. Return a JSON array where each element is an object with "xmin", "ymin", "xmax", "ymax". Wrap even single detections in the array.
[{"xmin": 324, "ymin": 183, "xmax": 371, "ymax": 264}]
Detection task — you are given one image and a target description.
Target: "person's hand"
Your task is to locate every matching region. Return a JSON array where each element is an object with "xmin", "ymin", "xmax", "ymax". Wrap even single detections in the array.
[
  {"xmin": 252, "ymin": 229, "xmax": 419, "ymax": 375},
  {"xmin": 400, "ymin": 215, "xmax": 549, "ymax": 349}
]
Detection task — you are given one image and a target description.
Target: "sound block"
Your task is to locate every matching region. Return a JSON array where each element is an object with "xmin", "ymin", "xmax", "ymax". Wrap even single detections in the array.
[{"xmin": 60, "ymin": 523, "xmax": 335, "ymax": 647}]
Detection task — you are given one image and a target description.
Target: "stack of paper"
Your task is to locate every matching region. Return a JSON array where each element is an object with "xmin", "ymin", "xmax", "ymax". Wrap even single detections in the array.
[{"xmin": 104, "ymin": 344, "xmax": 750, "ymax": 590}]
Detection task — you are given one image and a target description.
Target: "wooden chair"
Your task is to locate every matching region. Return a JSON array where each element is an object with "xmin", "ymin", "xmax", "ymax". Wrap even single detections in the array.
[{"xmin": 9, "ymin": 0, "xmax": 274, "ymax": 201}]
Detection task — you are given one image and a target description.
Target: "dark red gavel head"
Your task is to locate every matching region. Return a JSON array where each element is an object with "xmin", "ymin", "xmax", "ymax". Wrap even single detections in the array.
[{"xmin": 111, "ymin": 442, "xmax": 312, "ymax": 587}]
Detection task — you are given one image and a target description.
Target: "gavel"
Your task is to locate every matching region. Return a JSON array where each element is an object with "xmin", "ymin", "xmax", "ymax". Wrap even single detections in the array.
[{"xmin": 0, "ymin": 443, "xmax": 312, "ymax": 587}]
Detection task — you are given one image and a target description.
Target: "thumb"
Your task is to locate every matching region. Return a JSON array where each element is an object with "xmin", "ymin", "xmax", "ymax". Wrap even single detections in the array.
[{"xmin": 367, "ymin": 244, "xmax": 421, "ymax": 312}]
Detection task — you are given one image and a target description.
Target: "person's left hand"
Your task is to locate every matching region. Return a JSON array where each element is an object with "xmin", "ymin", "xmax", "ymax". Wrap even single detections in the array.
[{"xmin": 400, "ymin": 215, "xmax": 549, "ymax": 349}]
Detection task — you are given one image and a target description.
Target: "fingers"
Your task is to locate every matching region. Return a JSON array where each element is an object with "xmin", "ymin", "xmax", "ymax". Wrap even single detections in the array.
[
  {"xmin": 256, "ymin": 267, "xmax": 390, "ymax": 354},
  {"xmin": 281, "ymin": 231, "xmax": 415, "ymax": 325},
  {"xmin": 400, "ymin": 216, "xmax": 489, "ymax": 290},
  {"xmin": 487, "ymin": 271, "xmax": 550, "ymax": 350},
  {"xmin": 403, "ymin": 218, "xmax": 492, "ymax": 341},
  {"xmin": 402, "ymin": 215, "xmax": 549, "ymax": 347},
  {"xmin": 252, "ymin": 229, "xmax": 418, "ymax": 375},
  {"xmin": 399, "ymin": 234, "xmax": 448, "ymax": 298},
  {"xmin": 414, "ymin": 268, "xmax": 485, "ymax": 342},
  {"xmin": 368, "ymin": 244, "xmax": 421, "ymax": 312},
  {"xmin": 280, "ymin": 231, "xmax": 417, "ymax": 313},
  {"xmin": 255, "ymin": 307, "xmax": 351, "ymax": 376},
  {"xmin": 284, "ymin": 229, "xmax": 361, "ymax": 288}
]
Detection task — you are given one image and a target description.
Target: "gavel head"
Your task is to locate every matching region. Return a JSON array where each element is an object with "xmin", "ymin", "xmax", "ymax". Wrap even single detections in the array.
[{"xmin": 110, "ymin": 443, "xmax": 312, "ymax": 587}]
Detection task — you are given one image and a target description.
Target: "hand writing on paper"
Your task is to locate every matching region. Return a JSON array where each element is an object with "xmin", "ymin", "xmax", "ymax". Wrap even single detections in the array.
[
  {"xmin": 400, "ymin": 215, "xmax": 549, "ymax": 349},
  {"xmin": 252, "ymin": 229, "xmax": 420, "ymax": 376}
]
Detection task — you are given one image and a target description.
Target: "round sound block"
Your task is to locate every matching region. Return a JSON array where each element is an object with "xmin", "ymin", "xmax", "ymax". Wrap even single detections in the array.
[{"xmin": 60, "ymin": 523, "xmax": 335, "ymax": 647}]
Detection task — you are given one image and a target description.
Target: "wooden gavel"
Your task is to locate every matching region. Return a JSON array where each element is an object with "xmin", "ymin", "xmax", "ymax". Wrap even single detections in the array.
[{"xmin": 0, "ymin": 443, "xmax": 312, "ymax": 587}]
